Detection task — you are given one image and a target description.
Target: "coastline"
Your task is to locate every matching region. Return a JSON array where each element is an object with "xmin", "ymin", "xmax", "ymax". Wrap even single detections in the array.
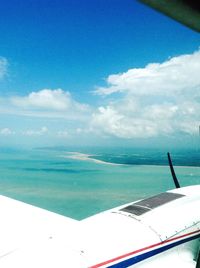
[
  {"xmin": 62, "ymin": 152, "xmax": 124, "ymax": 166},
  {"xmin": 61, "ymin": 152, "xmax": 200, "ymax": 169}
]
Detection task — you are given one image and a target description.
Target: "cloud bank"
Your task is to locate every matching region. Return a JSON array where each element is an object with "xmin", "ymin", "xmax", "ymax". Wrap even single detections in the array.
[
  {"xmin": 0, "ymin": 128, "xmax": 15, "ymax": 136},
  {"xmin": 1, "ymin": 88, "xmax": 91, "ymax": 120},
  {"xmin": 95, "ymin": 50, "xmax": 200, "ymax": 97},
  {"xmin": 1, "ymin": 50, "xmax": 200, "ymax": 145},
  {"xmin": 11, "ymin": 89, "xmax": 88, "ymax": 112},
  {"xmin": 22, "ymin": 126, "xmax": 48, "ymax": 136},
  {"xmin": 92, "ymin": 50, "xmax": 200, "ymax": 139}
]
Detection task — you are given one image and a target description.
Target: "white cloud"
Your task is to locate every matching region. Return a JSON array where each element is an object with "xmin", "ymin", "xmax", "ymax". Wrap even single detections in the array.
[
  {"xmin": 92, "ymin": 50, "xmax": 200, "ymax": 139},
  {"xmin": 22, "ymin": 126, "xmax": 48, "ymax": 136},
  {"xmin": 0, "ymin": 88, "xmax": 91, "ymax": 120},
  {"xmin": 1, "ymin": 50, "xmax": 200, "ymax": 143},
  {"xmin": 95, "ymin": 50, "xmax": 200, "ymax": 97},
  {"xmin": 11, "ymin": 88, "xmax": 88, "ymax": 112},
  {"xmin": 91, "ymin": 106, "xmax": 159, "ymax": 138},
  {"xmin": 0, "ymin": 57, "xmax": 8, "ymax": 80},
  {"xmin": 0, "ymin": 128, "xmax": 14, "ymax": 136},
  {"xmin": 56, "ymin": 130, "xmax": 69, "ymax": 138}
]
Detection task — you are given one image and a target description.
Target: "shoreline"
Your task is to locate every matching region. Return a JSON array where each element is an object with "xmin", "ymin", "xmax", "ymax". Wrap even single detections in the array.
[
  {"xmin": 62, "ymin": 152, "xmax": 125, "ymax": 166},
  {"xmin": 61, "ymin": 152, "xmax": 200, "ymax": 169}
]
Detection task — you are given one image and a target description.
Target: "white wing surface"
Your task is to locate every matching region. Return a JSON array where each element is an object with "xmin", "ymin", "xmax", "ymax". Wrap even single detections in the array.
[{"xmin": 0, "ymin": 195, "xmax": 87, "ymax": 267}]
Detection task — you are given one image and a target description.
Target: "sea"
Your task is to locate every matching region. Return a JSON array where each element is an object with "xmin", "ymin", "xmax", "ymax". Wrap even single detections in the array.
[{"xmin": 0, "ymin": 146, "xmax": 200, "ymax": 220}]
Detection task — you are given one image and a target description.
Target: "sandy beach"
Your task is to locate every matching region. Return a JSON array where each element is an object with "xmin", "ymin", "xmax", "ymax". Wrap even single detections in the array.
[{"xmin": 62, "ymin": 152, "xmax": 124, "ymax": 165}]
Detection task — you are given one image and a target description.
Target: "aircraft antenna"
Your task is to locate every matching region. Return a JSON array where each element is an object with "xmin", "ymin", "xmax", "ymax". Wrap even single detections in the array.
[
  {"xmin": 196, "ymin": 252, "xmax": 200, "ymax": 268},
  {"xmin": 167, "ymin": 152, "xmax": 180, "ymax": 189}
]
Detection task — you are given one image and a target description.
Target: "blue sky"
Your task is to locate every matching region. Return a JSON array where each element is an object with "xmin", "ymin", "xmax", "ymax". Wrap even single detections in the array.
[{"xmin": 0, "ymin": 0, "xmax": 200, "ymax": 148}]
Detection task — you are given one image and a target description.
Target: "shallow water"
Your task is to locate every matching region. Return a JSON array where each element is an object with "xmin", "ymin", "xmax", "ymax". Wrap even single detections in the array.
[{"xmin": 0, "ymin": 147, "xmax": 199, "ymax": 220}]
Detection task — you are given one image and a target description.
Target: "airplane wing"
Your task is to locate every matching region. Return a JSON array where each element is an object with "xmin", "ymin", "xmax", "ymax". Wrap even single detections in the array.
[
  {"xmin": 138, "ymin": 0, "xmax": 200, "ymax": 33},
  {"xmin": 80, "ymin": 185, "xmax": 200, "ymax": 268},
  {"xmin": 1, "ymin": 185, "xmax": 199, "ymax": 267},
  {"xmin": 0, "ymin": 194, "xmax": 88, "ymax": 267}
]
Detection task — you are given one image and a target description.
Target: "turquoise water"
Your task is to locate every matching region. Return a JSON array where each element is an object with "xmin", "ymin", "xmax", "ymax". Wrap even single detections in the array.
[{"xmin": 0, "ymin": 147, "xmax": 199, "ymax": 220}]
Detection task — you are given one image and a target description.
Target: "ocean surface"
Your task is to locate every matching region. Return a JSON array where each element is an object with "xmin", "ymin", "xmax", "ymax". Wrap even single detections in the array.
[{"xmin": 0, "ymin": 147, "xmax": 200, "ymax": 220}]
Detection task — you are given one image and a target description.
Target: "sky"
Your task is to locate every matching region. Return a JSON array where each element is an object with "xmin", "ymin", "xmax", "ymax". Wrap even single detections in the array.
[{"xmin": 0, "ymin": 0, "xmax": 200, "ymax": 148}]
